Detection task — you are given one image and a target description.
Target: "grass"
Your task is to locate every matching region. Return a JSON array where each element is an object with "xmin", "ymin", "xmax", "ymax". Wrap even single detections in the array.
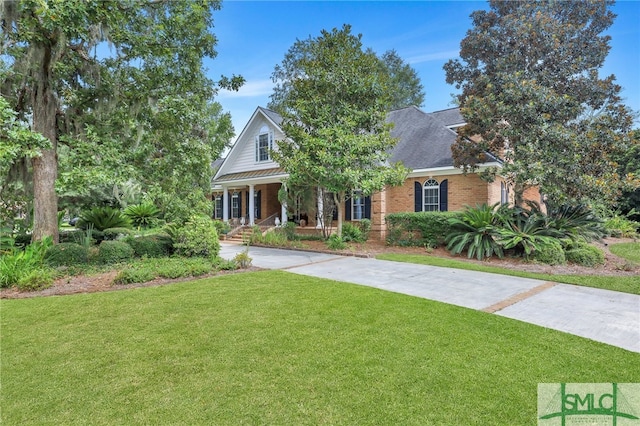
[
  {"xmin": 2, "ymin": 271, "xmax": 639, "ymax": 425},
  {"xmin": 610, "ymin": 241, "xmax": 640, "ymax": 264},
  {"xmin": 377, "ymin": 253, "xmax": 640, "ymax": 295}
]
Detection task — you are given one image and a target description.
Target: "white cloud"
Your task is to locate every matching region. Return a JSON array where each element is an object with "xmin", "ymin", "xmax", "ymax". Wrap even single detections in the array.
[
  {"xmin": 218, "ymin": 79, "xmax": 273, "ymax": 99},
  {"xmin": 407, "ymin": 50, "xmax": 460, "ymax": 65}
]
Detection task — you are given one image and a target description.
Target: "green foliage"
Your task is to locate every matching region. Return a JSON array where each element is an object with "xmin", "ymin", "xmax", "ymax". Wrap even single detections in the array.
[
  {"xmin": 14, "ymin": 234, "xmax": 32, "ymax": 248},
  {"xmin": 270, "ymin": 24, "xmax": 408, "ymax": 236},
  {"xmin": 497, "ymin": 206, "xmax": 559, "ymax": 258},
  {"xmin": 341, "ymin": 223, "xmax": 364, "ymax": 243},
  {"xmin": 113, "ymin": 268, "xmax": 156, "ymax": 285},
  {"xmin": 166, "ymin": 216, "xmax": 220, "ymax": 259},
  {"xmin": 444, "ymin": 1, "xmax": 635, "ymax": 205},
  {"xmin": 358, "ymin": 219, "xmax": 372, "ymax": 242},
  {"xmin": 79, "ymin": 207, "xmax": 132, "ymax": 232},
  {"xmin": 249, "ymin": 228, "xmax": 290, "ymax": 247},
  {"xmin": 45, "ymin": 243, "xmax": 89, "ymax": 267},
  {"xmin": 0, "ymin": 237, "xmax": 52, "ymax": 288},
  {"xmin": 565, "ymin": 244, "xmax": 605, "ymax": 267},
  {"xmin": 125, "ymin": 235, "xmax": 173, "ymax": 258},
  {"xmin": 327, "ymin": 234, "xmax": 347, "ymax": 250},
  {"xmin": 58, "ymin": 230, "xmax": 86, "ymax": 244},
  {"xmin": 124, "ymin": 202, "xmax": 160, "ymax": 228},
  {"xmin": 604, "ymin": 214, "xmax": 639, "ymax": 238},
  {"xmin": 532, "ymin": 240, "xmax": 566, "ymax": 266},
  {"xmin": 609, "ymin": 242, "xmax": 640, "ymax": 264},
  {"xmin": 213, "ymin": 220, "xmax": 231, "ymax": 235},
  {"xmin": 234, "ymin": 247, "xmax": 253, "ymax": 269},
  {"xmin": 446, "ymin": 204, "xmax": 504, "ymax": 260},
  {"xmin": 379, "ymin": 49, "xmax": 425, "ymax": 109},
  {"xmin": 113, "ymin": 257, "xmax": 216, "ymax": 284},
  {"xmin": 280, "ymin": 222, "xmax": 297, "ymax": 240},
  {"xmin": 546, "ymin": 204, "xmax": 605, "ymax": 242},
  {"xmin": 103, "ymin": 228, "xmax": 134, "ymax": 241},
  {"xmin": 16, "ymin": 269, "xmax": 55, "ymax": 292},
  {"xmin": 386, "ymin": 212, "xmax": 458, "ymax": 247},
  {"xmin": 97, "ymin": 240, "xmax": 134, "ymax": 264}
]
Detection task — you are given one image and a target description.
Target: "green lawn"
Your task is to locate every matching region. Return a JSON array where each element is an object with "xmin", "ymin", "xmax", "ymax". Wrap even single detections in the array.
[
  {"xmin": 377, "ymin": 252, "xmax": 640, "ymax": 295},
  {"xmin": 610, "ymin": 241, "xmax": 640, "ymax": 264},
  {"xmin": 2, "ymin": 271, "xmax": 638, "ymax": 425}
]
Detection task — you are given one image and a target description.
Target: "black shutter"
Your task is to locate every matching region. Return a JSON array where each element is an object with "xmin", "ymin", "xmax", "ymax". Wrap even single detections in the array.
[
  {"xmin": 345, "ymin": 197, "xmax": 352, "ymax": 221},
  {"xmin": 245, "ymin": 191, "xmax": 249, "ymax": 218},
  {"xmin": 228, "ymin": 194, "xmax": 232, "ymax": 218},
  {"xmin": 238, "ymin": 192, "xmax": 242, "ymax": 219},
  {"xmin": 364, "ymin": 196, "xmax": 371, "ymax": 219},
  {"xmin": 414, "ymin": 181, "xmax": 422, "ymax": 212},
  {"xmin": 256, "ymin": 190, "xmax": 261, "ymax": 219},
  {"xmin": 439, "ymin": 179, "xmax": 448, "ymax": 212}
]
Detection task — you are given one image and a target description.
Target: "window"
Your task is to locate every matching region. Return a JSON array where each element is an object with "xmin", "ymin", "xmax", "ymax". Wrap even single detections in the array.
[
  {"xmin": 423, "ymin": 179, "xmax": 440, "ymax": 212},
  {"xmin": 214, "ymin": 196, "xmax": 222, "ymax": 219},
  {"xmin": 500, "ymin": 182, "xmax": 509, "ymax": 205},
  {"xmin": 352, "ymin": 191, "xmax": 365, "ymax": 220},
  {"xmin": 255, "ymin": 126, "xmax": 273, "ymax": 162},
  {"xmin": 231, "ymin": 192, "xmax": 239, "ymax": 218}
]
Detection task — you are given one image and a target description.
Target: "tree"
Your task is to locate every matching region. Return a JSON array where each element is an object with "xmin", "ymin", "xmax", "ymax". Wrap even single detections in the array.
[
  {"xmin": 379, "ymin": 49, "xmax": 424, "ymax": 110},
  {"xmin": 1, "ymin": 0, "xmax": 242, "ymax": 242},
  {"xmin": 268, "ymin": 45, "xmax": 423, "ymax": 112},
  {"xmin": 444, "ymin": 0, "xmax": 636, "ymax": 206},
  {"xmin": 270, "ymin": 25, "xmax": 408, "ymax": 237}
]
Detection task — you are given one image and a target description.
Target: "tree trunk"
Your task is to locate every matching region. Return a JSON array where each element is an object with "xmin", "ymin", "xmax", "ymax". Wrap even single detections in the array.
[
  {"xmin": 513, "ymin": 180, "xmax": 526, "ymax": 208},
  {"xmin": 334, "ymin": 191, "xmax": 344, "ymax": 237},
  {"xmin": 30, "ymin": 44, "xmax": 59, "ymax": 243}
]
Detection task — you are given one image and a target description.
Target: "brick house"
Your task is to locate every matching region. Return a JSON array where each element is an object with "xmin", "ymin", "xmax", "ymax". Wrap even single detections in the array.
[{"xmin": 211, "ymin": 106, "xmax": 539, "ymax": 239}]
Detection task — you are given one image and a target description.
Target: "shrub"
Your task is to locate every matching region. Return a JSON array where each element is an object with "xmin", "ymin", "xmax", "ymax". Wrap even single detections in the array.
[
  {"xmin": 113, "ymin": 268, "xmax": 156, "ymax": 285},
  {"xmin": 386, "ymin": 212, "xmax": 458, "ymax": 247},
  {"xmin": 97, "ymin": 240, "xmax": 134, "ymax": 264},
  {"xmin": 280, "ymin": 221, "xmax": 297, "ymax": 240},
  {"xmin": 157, "ymin": 258, "xmax": 213, "ymax": 278},
  {"xmin": 0, "ymin": 237, "xmax": 52, "ymax": 288},
  {"xmin": 166, "ymin": 216, "xmax": 220, "ymax": 258},
  {"xmin": 124, "ymin": 202, "xmax": 161, "ymax": 228},
  {"xmin": 234, "ymin": 248, "xmax": 252, "ymax": 268},
  {"xmin": 16, "ymin": 268, "xmax": 54, "ymax": 292},
  {"xmin": 566, "ymin": 244, "xmax": 605, "ymax": 267},
  {"xmin": 79, "ymin": 207, "xmax": 132, "ymax": 231},
  {"xmin": 546, "ymin": 204, "xmax": 605, "ymax": 242},
  {"xmin": 604, "ymin": 214, "xmax": 639, "ymax": 238},
  {"xmin": 497, "ymin": 208, "xmax": 559, "ymax": 259},
  {"xmin": 358, "ymin": 219, "xmax": 372, "ymax": 242},
  {"xmin": 342, "ymin": 223, "xmax": 364, "ymax": 243},
  {"xmin": 45, "ymin": 243, "xmax": 89, "ymax": 267},
  {"xmin": 58, "ymin": 230, "xmax": 86, "ymax": 244},
  {"xmin": 213, "ymin": 220, "xmax": 231, "ymax": 235},
  {"xmin": 126, "ymin": 235, "xmax": 173, "ymax": 258},
  {"xmin": 446, "ymin": 204, "xmax": 503, "ymax": 260},
  {"xmin": 532, "ymin": 240, "xmax": 566, "ymax": 265},
  {"xmin": 327, "ymin": 233, "xmax": 347, "ymax": 250},
  {"xmin": 213, "ymin": 257, "xmax": 238, "ymax": 270},
  {"xmin": 103, "ymin": 228, "xmax": 133, "ymax": 241}
]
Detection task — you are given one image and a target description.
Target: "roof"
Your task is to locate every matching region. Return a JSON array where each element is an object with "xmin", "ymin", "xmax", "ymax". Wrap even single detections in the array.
[
  {"xmin": 257, "ymin": 106, "xmax": 283, "ymax": 126},
  {"xmin": 214, "ymin": 167, "xmax": 287, "ymax": 184},
  {"xmin": 386, "ymin": 106, "xmax": 458, "ymax": 169},
  {"xmin": 430, "ymin": 107, "xmax": 465, "ymax": 128}
]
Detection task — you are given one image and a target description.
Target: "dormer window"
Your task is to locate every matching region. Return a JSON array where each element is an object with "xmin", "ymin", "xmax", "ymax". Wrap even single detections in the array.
[{"xmin": 255, "ymin": 125, "xmax": 274, "ymax": 162}]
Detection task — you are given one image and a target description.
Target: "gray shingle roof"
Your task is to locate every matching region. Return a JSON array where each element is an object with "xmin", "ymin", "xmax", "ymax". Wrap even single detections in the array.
[
  {"xmin": 257, "ymin": 107, "xmax": 283, "ymax": 126},
  {"xmin": 430, "ymin": 107, "xmax": 465, "ymax": 128},
  {"xmin": 387, "ymin": 106, "xmax": 458, "ymax": 169}
]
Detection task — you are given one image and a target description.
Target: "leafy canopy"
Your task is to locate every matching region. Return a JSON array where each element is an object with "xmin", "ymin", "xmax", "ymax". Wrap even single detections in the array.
[
  {"xmin": 270, "ymin": 25, "xmax": 408, "ymax": 235},
  {"xmin": 444, "ymin": 0, "xmax": 637, "ymax": 206}
]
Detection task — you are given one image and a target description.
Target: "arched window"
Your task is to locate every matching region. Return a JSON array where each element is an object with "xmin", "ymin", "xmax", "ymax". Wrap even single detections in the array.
[
  {"xmin": 423, "ymin": 179, "xmax": 440, "ymax": 212},
  {"xmin": 255, "ymin": 125, "xmax": 273, "ymax": 162}
]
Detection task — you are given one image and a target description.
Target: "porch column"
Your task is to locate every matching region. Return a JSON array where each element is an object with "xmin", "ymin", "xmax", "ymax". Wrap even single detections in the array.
[
  {"xmin": 316, "ymin": 186, "xmax": 324, "ymax": 229},
  {"xmin": 249, "ymin": 184, "xmax": 255, "ymax": 226},
  {"xmin": 281, "ymin": 201, "xmax": 287, "ymax": 225},
  {"xmin": 222, "ymin": 186, "xmax": 229, "ymax": 222}
]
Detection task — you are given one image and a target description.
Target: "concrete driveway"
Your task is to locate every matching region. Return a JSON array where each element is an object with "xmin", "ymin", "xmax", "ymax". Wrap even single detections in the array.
[{"xmin": 220, "ymin": 243, "xmax": 640, "ymax": 353}]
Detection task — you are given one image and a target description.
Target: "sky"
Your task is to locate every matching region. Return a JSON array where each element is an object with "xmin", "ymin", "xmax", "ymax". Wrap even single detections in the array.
[{"xmin": 208, "ymin": 1, "xmax": 640, "ymax": 140}]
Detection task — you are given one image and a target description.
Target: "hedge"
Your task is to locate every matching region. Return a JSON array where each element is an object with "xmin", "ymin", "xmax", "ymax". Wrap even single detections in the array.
[{"xmin": 386, "ymin": 211, "xmax": 460, "ymax": 247}]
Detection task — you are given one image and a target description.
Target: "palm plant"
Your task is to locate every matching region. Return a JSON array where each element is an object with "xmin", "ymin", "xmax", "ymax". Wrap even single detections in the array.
[
  {"xmin": 124, "ymin": 202, "xmax": 160, "ymax": 228},
  {"xmin": 497, "ymin": 210, "xmax": 559, "ymax": 259},
  {"xmin": 546, "ymin": 204, "xmax": 605, "ymax": 242},
  {"xmin": 79, "ymin": 207, "xmax": 132, "ymax": 231},
  {"xmin": 446, "ymin": 203, "xmax": 503, "ymax": 260}
]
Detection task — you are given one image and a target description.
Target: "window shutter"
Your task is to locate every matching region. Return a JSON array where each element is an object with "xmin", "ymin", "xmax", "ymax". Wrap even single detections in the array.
[
  {"xmin": 245, "ymin": 192, "xmax": 249, "ymax": 218},
  {"xmin": 228, "ymin": 196, "xmax": 232, "ymax": 218},
  {"xmin": 345, "ymin": 198, "xmax": 352, "ymax": 221},
  {"xmin": 256, "ymin": 190, "xmax": 261, "ymax": 219},
  {"xmin": 238, "ymin": 192, "xmax": 242, "ymax": 219},
  {"xmin": 439, "ymin": 179, "xmax": 448, "ymax": 212},
  {"xmin": 255, "ymin": 136, "xmax": 259, "ymax": 162},
  {"xmin": 364, "ymin": 196, "xmax": 371, "ymax": 219},
  {"xmin": 414, "ymin": 181, "xmax": 422, "ymax": 212}
]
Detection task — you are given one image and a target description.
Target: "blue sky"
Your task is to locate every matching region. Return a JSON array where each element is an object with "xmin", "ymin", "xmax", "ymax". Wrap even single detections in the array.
[{"xmin": 208, "ymin": 1, "xmax": 640, "ymax": 139}]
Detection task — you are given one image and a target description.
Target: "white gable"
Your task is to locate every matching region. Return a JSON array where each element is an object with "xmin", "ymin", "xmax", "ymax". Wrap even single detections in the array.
[{"xmin": 215, "ymin": 108, "xmax": 285, "ymax": 179}]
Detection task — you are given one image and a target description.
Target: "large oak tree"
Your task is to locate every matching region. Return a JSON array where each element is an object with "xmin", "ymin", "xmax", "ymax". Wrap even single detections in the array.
[
  {"xmin": 1, "ymin": 0, "xmax": 241, "ymax": 241},
  {"xmin": 444, "ymin": 0, "xmax": 636, "ymax": 206}
]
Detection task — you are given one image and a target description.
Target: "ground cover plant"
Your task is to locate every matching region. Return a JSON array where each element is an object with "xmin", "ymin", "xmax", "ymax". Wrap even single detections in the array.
[
  {"xmin": 2, "ymin": 271, "xmax": 638, "ymax": 425},
  {"xmin": 610, "ymin": 242, "xmax": 640, "ymax": 264}
]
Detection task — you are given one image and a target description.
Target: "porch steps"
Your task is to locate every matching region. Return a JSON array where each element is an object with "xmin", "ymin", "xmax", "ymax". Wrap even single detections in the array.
[{"xmin": 224, "ymin": 226, "xmax": 271, "ymax": 243}]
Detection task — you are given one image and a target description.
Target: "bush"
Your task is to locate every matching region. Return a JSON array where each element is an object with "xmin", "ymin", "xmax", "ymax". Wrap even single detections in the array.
[
  {"xmin": 213, "ymin": 220, "xmax": 231, "ymax": 235},
  {"xmin": 213, "ymin": 257, "xmax": 238, "ymax": 271},
  {"xmin": 45, "ymin": 243, "xmax": 89, "ymax": 267},
  {"xmin": 342, "ymin": 223, "xmax": 364, "ymax": 243},
  {"xmin": 546, "ymin": 203, "xmax": 605, "ymax": 242},
  {"xmin": 58, "ymin": 230, "xmax": 86, "ymax": 244},
  {"xmin": 386, "ymin": 212, "xmax": 458, "ymax": 247},
  {"xmin": 166, "ymin": 216, "xmax": 220, "ymax": 258},
  {"xmin": 327, "ymin": 233, "xmax": 347, "ymax": 250},
  {"xmin": 532, "ymin": 240, "xmax": 566, "ymax": 265},
  {"xmin": 97, "ymin": 240, "xmax": 134, "ymax": 264},
  {"xmin": 604, "ymin": 214, "xmax": 639, "ymax": 238},
  {"xmin": 280, "ymin": 221, "xmax": 297, "ymax": 240},
  {"xmin": 113, "ymin": 268, "xmax": 156, "ymax": 285},
  {"xmin": 566, "ymin": 244, "xmax": 605, "ymax": 267},
  {"xmin": 79, "ymin": 207, "xmax": 132, "ymax": 231},
  {"xmin": 0, "ymin": 237, "xmax": 52, "ymax": 288},
  {"xmin": 103, "ymin": 227, "xmax": 133, "ymax": 241},
  {"xmin": 358, "ymin": 219, "xmax": 372, "ymax": 242},
  {"xmin": 16, "ymin": 268, "xmax": 54, "ymax": 292},
  {"xmin": 446, "ymin": 204, "xmax": 503, "ymax": 260},
  {"xmin": 126, "ymin": 235, "xmax": 173, "ymax": 258}
]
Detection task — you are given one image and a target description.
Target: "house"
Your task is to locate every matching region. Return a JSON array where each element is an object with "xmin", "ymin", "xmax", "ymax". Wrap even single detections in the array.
[{"xmin": 211, "ymin": 106, "xmax": 540, "ymax": 239}]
